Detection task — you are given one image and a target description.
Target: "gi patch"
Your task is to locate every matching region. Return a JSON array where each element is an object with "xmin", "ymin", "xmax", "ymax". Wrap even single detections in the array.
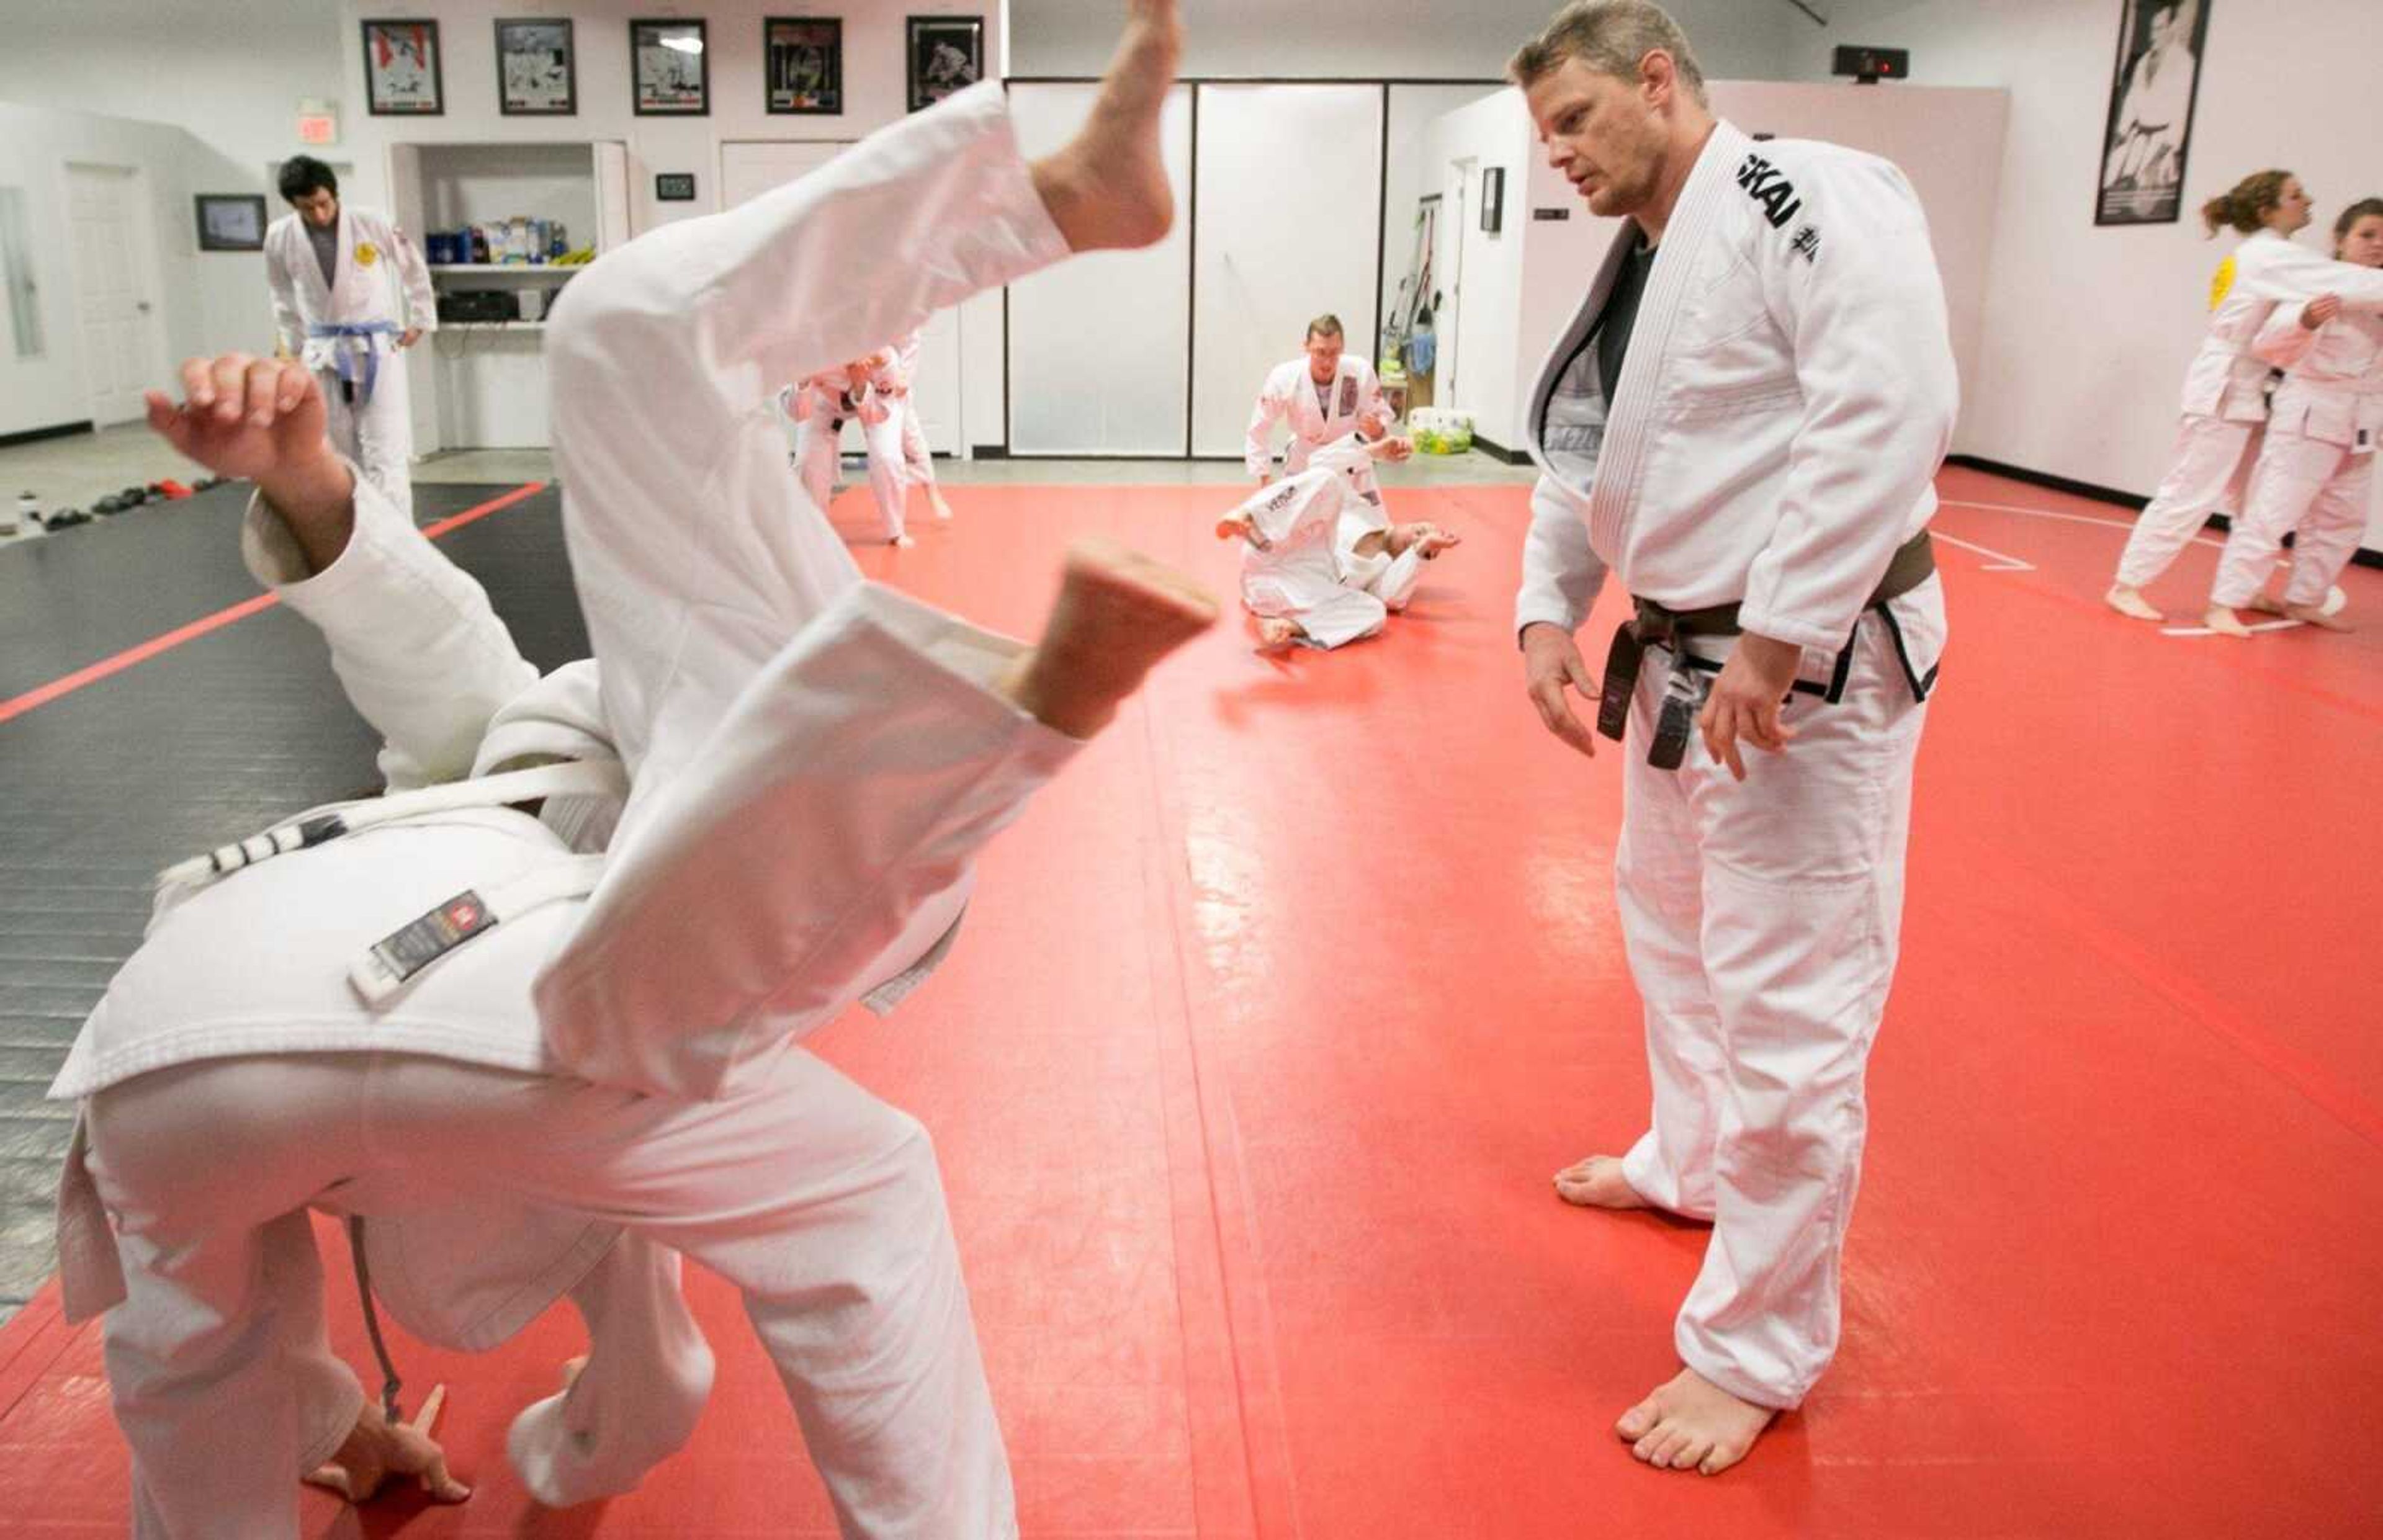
[
  {"xmin": 1790, "ymin": 225, "xmax": 1821, "ymax": 264},
  {"xmin": 356, "ymin": 241, "xmax": 380, "ymax": 267},
  {"xmin": 1735, "ymin": 152, "xmax": 1803, "ymax": 230},
  {"xmin": 1338, "ymin": 375, "xmax": 1357, "ymax": 416}
]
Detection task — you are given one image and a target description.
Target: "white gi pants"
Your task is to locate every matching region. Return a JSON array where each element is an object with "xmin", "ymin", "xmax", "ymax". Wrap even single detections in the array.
[
  {"xmin": 2209, "ymin": 432, "xmax": 2374, "ymax": 609},
  {"xmin": 83, "ymin": 82, "xmax": 1072, "ymax": 1540},
  {"xmin": 900, "ymin": 398, "xmax": 940, "ymax": 488},
  {"xmin": 797, "ymin": 405, "xmax": 909, "ymax": 542},
  {"xmin": 2112, "ymin": 413, "xmax": 2256, "ymax": 590},
  {"xmin": 318, "ymin": 346, "xmax": 415, "ymax": 519},
  {"xmin": 1613, "ymin": 578, "xmax": 1941, "ymax": 1409}
]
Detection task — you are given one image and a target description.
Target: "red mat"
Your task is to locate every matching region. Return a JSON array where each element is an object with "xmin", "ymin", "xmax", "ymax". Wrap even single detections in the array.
[{"xmin": 3, "ymin": 471, "xmax": 2377, "ymax": 1536}]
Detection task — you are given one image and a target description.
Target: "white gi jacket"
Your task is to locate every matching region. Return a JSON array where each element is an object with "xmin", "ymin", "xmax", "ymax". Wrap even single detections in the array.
[
  {"xmin": 265, "ymin": 206, "xmax": 437, "ymax": 377},
  {"xmin": 2250, "ymin": 286, "xmax": 2383, "ymax": 450},
  {"xmin": 2178, "ymin": 230, "xmax": 2383, "ymax": 422},
  {"xmin": 1245, "ymin": 354, "xmax": 1385, "ymax": 478},
  {"xmin": 1515, "ymin": 121, "xmax": 1957, "ymax": 658}
]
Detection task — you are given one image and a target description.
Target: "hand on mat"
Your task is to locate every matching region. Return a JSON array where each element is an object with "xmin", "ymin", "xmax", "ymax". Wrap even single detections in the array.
[
  {"xmin": 145, "ymin": 354, "xmax": 328, "ymax": 484},
  {"xmin": 1700, "ymin": 632, "xmax": 1802, "ymax": 781},
  {"xmin": 1522, "ymin": 622, "xmax": 1598, "ymax": 758},
  {"xmin": 305, "ymin": 1386, "xmax": 470, "ymax": 1507}
]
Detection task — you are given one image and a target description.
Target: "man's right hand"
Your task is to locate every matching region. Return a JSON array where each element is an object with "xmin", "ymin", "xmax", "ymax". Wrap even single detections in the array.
[
  {"xmin": 145, "ymin": 354, "xmax": 331, "ymax": 485},
  {"xmin": 1522, "ymin": 621, "xmax": 1599, "ymax": 758}
]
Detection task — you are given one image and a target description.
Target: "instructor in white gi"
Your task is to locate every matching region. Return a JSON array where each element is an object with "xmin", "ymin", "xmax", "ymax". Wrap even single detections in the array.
[
  {"xmin": 1510, "ymin": 1, "xmax": 1955, "ymax": 1476},
  {"xmin": 264, "ymin": 156, "xmax": 436, "ymax": 516},
  {"xmin": 60, "ymin": 4, "xmax": 1201, "ymax": 1534}
]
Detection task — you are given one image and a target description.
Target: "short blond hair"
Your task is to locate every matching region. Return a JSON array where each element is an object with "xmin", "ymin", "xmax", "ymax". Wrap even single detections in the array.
[
  {"xmin": 1306, "ymin": 313, "xmax": 1345, "ymax": 342},
  {"xmin": 1507, "ymin": 1, "xmax": 1708, "ymax": 109}
]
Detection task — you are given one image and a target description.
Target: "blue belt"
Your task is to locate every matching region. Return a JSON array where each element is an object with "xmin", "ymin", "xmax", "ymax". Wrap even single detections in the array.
[{"xmin": 308, "ymin": 321, "xmax": 400, "ymax": 406}]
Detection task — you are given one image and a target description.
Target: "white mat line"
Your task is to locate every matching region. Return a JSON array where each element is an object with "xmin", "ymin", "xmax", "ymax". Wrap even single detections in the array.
[{"xmin": 1929, "ymin": 530, "xmax": 2035, "ymax": 571}]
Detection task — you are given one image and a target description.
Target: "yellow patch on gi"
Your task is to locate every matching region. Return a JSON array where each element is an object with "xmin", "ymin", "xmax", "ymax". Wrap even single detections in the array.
[
  {"xmin": 356, "ymin": 241, "xmax": 380, "ymax": 268},
  {"xmin": 2208, "ymin": 253, "xmax": 2235, "ymax": 312}
]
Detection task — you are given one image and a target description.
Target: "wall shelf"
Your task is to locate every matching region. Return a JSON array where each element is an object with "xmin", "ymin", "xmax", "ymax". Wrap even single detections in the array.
[{"xmin": 428, "ymin": 264, "xmax": 583, "ymax": 277}]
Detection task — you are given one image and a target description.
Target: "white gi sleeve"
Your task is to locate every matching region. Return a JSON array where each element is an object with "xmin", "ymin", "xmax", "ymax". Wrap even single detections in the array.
[
  {"xmin": 1246, "ymin": 370, "xmax": 1290, "ymax": 477},
  {"xmin": 2249, "ymin": 301, "xmax": 2323, "ymax": 372},
  {"xmin": 243, "ymin": 465, "xmax": 537, "ymax": 790},
  {"xmin": 2233, "ymin": 239, "xmax": 2383, "ymax": 315},
  {"xmin": 1738, "ymin": 154, "xmax": 1959, "ymax": 650},
  {"xmin": 387, "ymin": 217, "xmax": 438, "ymax": 333},
  {"xmin": 1514, "ymin": 472, "xmax": 1607, "ymax": 641},
  {"xmin": 266, "ymin": 237, "xmax": 303, "ymax": 359}
]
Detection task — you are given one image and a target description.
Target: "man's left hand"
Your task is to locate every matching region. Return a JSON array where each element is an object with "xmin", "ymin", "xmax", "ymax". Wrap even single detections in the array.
[
  {"xmin": 397, "ymin": 327, "xmax": 423, "ymax": 349},
  {"xmin": 1698, "ymin": 632, "xmax": 1802, "ymax": 781}
]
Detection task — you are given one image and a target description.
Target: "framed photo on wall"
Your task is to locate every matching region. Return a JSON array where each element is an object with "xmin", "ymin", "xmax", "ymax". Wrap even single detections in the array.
[
  {"xmin": 194, "ymin": 194, "xmax": 267, "ymax": 253},
  {"xmin": 632, "ymin": 19, "xmax": 710, "ymax": 116},
  {"xmin": 496, "ymin": 18, "xmax": 576, "ymax": 116},
  {"xmin": 1481, "ymin": 167, "xmax": 1506, "ymax": 234},
  {"xmin": 2096, "ymin": 0, "xmax": 2210, "ymax": 226},
  {"xmin": 907, "ymin": 17, "xmax": 983, "ymax": 113},
  {"xmin": 361, "ymin": 19, "xmax": 443, "ymax": 116},
  {"xmin": 766, "ymin": 18, "xmax": 843, "ymax": 115}
]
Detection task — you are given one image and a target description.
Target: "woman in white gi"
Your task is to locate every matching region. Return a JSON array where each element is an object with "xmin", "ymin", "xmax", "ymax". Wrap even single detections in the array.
[
  {"xmin": 60, "ymin": 5, "xmax": 1202, "ymax": 1534},
  {"xmin": 2204, "ymin": 199, "xmax": 2383, "ymax": 635},
  {"xmin": 2105, "ymin": 171, "xmax": 2383, "ymax": 620},
  {"xmin": 1244, "ymin": 313, "xmax": 1389, "ymax": 482},
  {"xmin": 788, "ymin": 348, "xmax": 913, "ymax": 545},
  {"xmin": 264, "ymin": 156, "xmax": 436, "ymax": 517},
  {"xmin": 1215, "ymin": 433, "xmax": 1459, "ymax": 650},
  {"xmin": 1509, "ymin": 1, "xmax": 1956, "ymax": 1478},
  {"xmin": 894, "ymin": 328, "xmax": 960, "ymax": 523}
]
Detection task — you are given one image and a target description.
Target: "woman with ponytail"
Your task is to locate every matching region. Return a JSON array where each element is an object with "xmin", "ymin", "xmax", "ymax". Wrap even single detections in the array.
[{"xmin": 2106, "ymin": 172, "xmax": 2383, "ymax": 619}]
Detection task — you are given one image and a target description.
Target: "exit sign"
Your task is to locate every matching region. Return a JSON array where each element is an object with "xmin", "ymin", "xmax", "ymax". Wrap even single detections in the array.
[{"xmin": 296, "ymin": 98, "xmax": 338, "ymax": 145}]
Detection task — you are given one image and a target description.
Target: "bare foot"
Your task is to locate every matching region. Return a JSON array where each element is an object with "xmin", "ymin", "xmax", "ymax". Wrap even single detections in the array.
[
  {"xmin": 998, "ymin": 537, "xmax": 1216, "ymax": 737},
  {"xmin": 2104, "ymin": 584, "xmax": 2162, "ymax": 622},
  {"xmin": 1254, "ymin": 616, "xmax": 1304, "ymax": 652},
  {"xmin": 1553, "ymin": 1153, "xmax": 1649, "ymax": 1209},
  {"xmin": 1405, "ymin": 522, "xmax": 1461, "ymax": 558},
  {"xmin": 889, "ymin": 532, "xmax": 916, "ymax": 548},
  {"xmin": 2246, "ymin": 592, "xmax": 2289, "ymax": 617},
  {"xmin": 930, "ymin": 491, "xmax": 955, "ymax": 522},
  {"xmin": 1029, "ymin": 0, "xmax": 1180, "ymax": 252},
  {"xmin": 2285, "ymin": 601, "xmax": 2352, "ymax": 632},
  {"xmin": 1615, "ymin": 1367, "xmax": 1776, "ymax": 1475},
  {"xmin": 2203, "ymin": 604, "xmax": 2253, "ymax": 638}
]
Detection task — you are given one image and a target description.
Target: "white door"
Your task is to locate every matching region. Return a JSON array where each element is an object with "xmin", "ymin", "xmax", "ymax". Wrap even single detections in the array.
[
  {"xmin": 1440, "ymin": 158, "xmax": 1472, "ymax": 406},
  {"xmin": 1189, "ymin": 84, "xmax": 1385, "ymax": 458},
  {"xmin": 66, "ymin": 163, "xmax": 166, "ymax": 426},
  {"xmin": 717, "ymin": 140, "xmax": 961, "ymax": 455}
]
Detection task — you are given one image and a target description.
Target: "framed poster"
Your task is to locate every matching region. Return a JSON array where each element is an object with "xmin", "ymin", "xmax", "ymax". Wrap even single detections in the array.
[
  {"xmin": 907, "ymin": 16, "xmax": 983, "ymax": 113},
  {"xmin": 361, "ymin": 19, "xmax": 443, "ymax": 117},
  {"xmin": 2096, "ymin": 0, "xmax": 2210, "ymax": 226},
  {"xmin": 766, "ymin": 17, "xmax": 843, "ymax": 115},
  {"xmin": 1481, "ymin": 167, "xmax": 1505, "ymax": 234},
  {"xmin": 194, "ymin": 195, "xmax": 267, "ymax": 253},
  {"xmin": 496, "ymin": 19, "xmax": 576, "ymax": 116},
  {"xmin": 632, "ymin": 19, "xmax": 710, "ymax": 116}
]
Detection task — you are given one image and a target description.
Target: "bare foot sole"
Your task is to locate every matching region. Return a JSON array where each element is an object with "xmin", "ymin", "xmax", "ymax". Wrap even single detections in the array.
[
  {"xmin": 2104, "ymin": 584, "xmax": 2163, "ymax": 622},
  {"xmin": 2203, "ymin": 604, "xmax": 2253, "ymax": 638},
  {"xmin": 1615, "ymin": 1368, "xmax": 1777, "ymax": 1475},
  {"xmin": 1030, "ymin": 0, "xmax": 1180, "ymax": 253},
  {"xmin": 1553, "ymin": 1153, "xmax": 1650, "ymax": 1209},
  {"xmin": 2286, "ymin": 602, "xmax": 2352, "ymax": 632},
  {"xmin": 1001, "ymin": 537, "xmax": 1217, "ymax": 736}
]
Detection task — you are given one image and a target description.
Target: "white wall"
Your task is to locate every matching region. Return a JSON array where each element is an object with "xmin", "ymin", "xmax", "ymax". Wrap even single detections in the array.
[
  {"xmin": 0, "ymin": 104, "xmax": 240, "ymax": 439},
  {"xmin": 1422, "ymin": 92, "xmax": 1535, "ymax": 450},
  {"xmin": 1785, "ymin": 0, "xmax": 2382, "ymax": 550},
  {"xmin": 1010, "ymin": 0, "xmax": 1805, "ymax": 83}
]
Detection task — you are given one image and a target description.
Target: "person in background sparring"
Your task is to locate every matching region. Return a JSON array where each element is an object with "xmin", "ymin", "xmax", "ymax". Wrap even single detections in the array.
[
  {"xmin": 2204, "ymin": 199, "xmax": 2383, "ymax": 635},
  {"xmin": 2104, "ymin": 171, "xmax": 2383, "ymax": 620},
  {"xmin": 265, "ymin": 155, "xmax": 436, "ymax": 517},
  {"xmin": 1511, "ymin": 0, "xmax": 1956, "ymax": 1478},
  {"xmin": 1214, "ymin": 432, "xmax": 1460, "ymax": 651},
  {"xmin": 893, "ymin": 329, "xmax": 959, "ymax": 524},
  {"xmin": 1245, "ymin": 313, "xmax": 1389, "ymax": 483},
  {"xmin": 55, "ymin": 4, "xmax": 1206, "ymax": 1534},
  {"xmin": 788, "ymin": 348, "xmax": 913, "ymax": 545}
]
